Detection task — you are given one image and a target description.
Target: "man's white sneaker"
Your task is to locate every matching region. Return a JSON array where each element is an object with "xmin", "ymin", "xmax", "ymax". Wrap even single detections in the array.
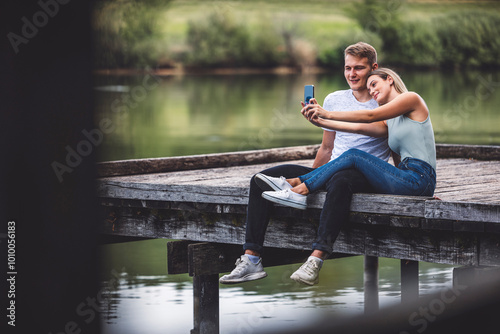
[
  {"xmin": 219, "ymin": 255, "xmax": 267, "ymax": 284},
  {"xmin": 261, "ymin": 189, "xmax": 307, "ymax": 210},
  {"xmin": 290, "ymin": 256, "xmax": 323, "ymax": 286},
  {"xmin": 255, "ymin": 173, "xmax": 293, "ymax": 191}
]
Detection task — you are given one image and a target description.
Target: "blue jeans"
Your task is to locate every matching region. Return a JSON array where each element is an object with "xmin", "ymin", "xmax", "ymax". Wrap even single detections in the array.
[{"xmin": 299, "ymin": 148, "xmax": 436, "ymax": 197}]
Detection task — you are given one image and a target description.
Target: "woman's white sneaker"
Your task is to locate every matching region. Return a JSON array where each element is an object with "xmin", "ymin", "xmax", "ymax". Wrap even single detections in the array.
[
  {"xmin": 261, "ymin": 189, "xmax": 307, "ymax": 210},
  {"xmin": 255, "ymin": 173, "xmax": 293, "ymax": 191}
]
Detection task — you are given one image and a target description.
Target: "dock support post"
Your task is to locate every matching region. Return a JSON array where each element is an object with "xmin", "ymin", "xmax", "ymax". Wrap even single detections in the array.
[
  {"xmin": 192, "ymin": 274, "xmax": 219, "ymax": 334},
  {"xmin": 364, "ymin": 255, "xmax": 379, "ymax": 313},
  {"xmin": 401, "ymin": 259, "xmax": 419, "ymax": 304}
]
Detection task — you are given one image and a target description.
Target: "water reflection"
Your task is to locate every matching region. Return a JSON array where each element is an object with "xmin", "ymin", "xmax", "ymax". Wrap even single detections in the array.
[
  {"xmin": 94, "ymin": 70, "xmax": 500, "ymax": 162},
  {"xmin": 100, "ymin": 239, "xmax": 454, "ymax": 334}
]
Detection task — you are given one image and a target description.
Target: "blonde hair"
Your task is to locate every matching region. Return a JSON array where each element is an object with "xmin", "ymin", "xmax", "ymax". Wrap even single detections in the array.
[
  {"xmin": 369, "ymin": 68, "xmax": 408, "ymax": 94},
  {"xmin": 344, "ymin": 42, "xmax": 377, "ymax": 66}
]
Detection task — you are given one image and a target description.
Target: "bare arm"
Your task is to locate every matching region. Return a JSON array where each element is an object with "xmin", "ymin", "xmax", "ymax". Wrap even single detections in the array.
[
  {"xmin": 315, "ymin": 118, "xmax": 388, "ymax": 138},
  {"xmin": 301, "ymin": 98, "xmax": 388, "ymax": 138},
  {"xmin": 305, "ymin": 92, "xmax": 427, "ymax": 123},
  {"xmin": 313, "ymin": 130, "xmax": 335, "ymax": 168}
]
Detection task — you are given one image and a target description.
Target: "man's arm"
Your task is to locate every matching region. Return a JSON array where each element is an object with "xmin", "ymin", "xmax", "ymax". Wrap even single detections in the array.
[{"xmin": 312, "ymin": 130, "xmax": 335, "ymax": 168}]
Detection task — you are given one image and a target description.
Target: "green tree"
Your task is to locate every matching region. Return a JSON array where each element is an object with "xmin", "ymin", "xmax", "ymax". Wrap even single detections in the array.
[{"xmin": 93, "ymin": 0, "xmax": 172, "ymax": 68}]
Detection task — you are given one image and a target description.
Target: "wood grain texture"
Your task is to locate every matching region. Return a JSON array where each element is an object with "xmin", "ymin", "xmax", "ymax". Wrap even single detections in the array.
[{"xmin": 97, "ymin": 145, "xmax": 500, "ymax": 266}]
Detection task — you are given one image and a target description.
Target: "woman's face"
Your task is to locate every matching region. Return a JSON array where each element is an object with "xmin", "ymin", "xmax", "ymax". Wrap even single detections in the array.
[{"xmin": 367, "ymin": 74, "xmax": 393, "ymax": 105}]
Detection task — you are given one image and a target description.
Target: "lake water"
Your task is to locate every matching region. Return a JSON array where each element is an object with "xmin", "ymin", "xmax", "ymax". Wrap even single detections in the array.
[{"xmin": 94, "ymin": 70, "xmax": 499, "ymax": 333}]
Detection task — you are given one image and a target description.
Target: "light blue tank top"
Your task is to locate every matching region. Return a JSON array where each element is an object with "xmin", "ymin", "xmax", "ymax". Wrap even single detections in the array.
[{"xmin": 387, "ymin": 114, "xmax": 436, "ymax": 170}]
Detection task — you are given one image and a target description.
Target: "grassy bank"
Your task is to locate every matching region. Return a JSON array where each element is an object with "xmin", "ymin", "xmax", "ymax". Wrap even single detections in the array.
[{"xmin": 93, "ymin": 0, "xmax": 500, "ymax": 70}]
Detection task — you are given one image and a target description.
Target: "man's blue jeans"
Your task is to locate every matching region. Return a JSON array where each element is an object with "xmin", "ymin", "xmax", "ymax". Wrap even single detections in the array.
[{"xmin": 300, "ymin": 148, "xmax": 436, "ymax": 197}]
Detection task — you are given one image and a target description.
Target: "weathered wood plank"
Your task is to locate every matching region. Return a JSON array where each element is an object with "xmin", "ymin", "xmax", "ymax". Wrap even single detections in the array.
[
  {"xmin": 167, "ymin": 240, "xmax": 193, "ymax": 275},
  {"xmin": 96, "ymin": 144, "xmax": 500, "ymax": 178},
  {"xmin": 425, "ymin": 201, "xmax": 500, "ymax": 223},
  {"xmin": 97, "ymin": 145, "xmax": 319, "ymax": 177},
  {"xmin": 97, "ymin": 155, "xmax": 500, "ymax": 223},
  {"xmin": 101, "ymin": 205, "xmax": 488, "ymax": 265},
  {"xmin": 436, "ymin": 144, "xmax": 500, "ymax": 160},
  {"xmin": 181, "ymin": 242, "xmax": 352, "ymax": 276}
]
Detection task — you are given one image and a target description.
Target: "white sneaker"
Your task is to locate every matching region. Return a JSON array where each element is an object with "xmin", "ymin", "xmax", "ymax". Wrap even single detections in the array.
[
  {"xmin": 262, "ymin": 189, "xmax": 307, "ymax": 210},
  {"xmin": 255, "ymin": 173, "xmax": 293, "ymax": 191},
  {"xmin": 219, "ymin": 255, "xmax": 267, "ymax": 284},
  {"xmin": 290, "ymin": 256, "xmax": 323, "ymax": 286}
]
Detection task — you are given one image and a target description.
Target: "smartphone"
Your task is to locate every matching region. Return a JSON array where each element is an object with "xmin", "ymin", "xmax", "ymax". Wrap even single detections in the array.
[{"xmin": 304, "ymin": 85, "xmax": 314, "ymax": 105}]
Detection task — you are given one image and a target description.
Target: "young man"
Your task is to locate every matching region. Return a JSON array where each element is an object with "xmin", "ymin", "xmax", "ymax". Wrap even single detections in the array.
[{"xmin": 219, "ymin": 42, "xmax": 391, "ymax": 285}]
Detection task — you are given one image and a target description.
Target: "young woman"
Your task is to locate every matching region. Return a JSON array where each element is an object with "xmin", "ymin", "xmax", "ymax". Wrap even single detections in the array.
[{"xmin": 258, "ymin": 68, "xmax": 436, "ymax": 210}]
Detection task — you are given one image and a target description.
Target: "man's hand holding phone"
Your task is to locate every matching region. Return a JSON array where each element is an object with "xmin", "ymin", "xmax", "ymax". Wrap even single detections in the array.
[{"xmin": 301, "ymin": 98, "xmax": 320, "ymax": 122}]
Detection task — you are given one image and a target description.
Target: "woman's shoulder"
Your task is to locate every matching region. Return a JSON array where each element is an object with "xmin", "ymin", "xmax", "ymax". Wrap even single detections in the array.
[
  {"xmin": 400, "ymin": 91, "xmax": 421, "ymax": 100},
  {"xmin": 395, "ymin": 91, "xmax": 426, "ymax": 106}
]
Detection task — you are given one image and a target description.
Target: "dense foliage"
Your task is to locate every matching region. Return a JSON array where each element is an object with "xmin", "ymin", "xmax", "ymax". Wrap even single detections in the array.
[{"xmin": 93, "ymin": 0, "xmax": 500, "ymax": 69}]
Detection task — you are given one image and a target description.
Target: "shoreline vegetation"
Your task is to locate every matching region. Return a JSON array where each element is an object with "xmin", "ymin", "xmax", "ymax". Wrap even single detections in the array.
[{"xmin": 93, "ymin": 0, "xmax": 500, "ymax": 72}]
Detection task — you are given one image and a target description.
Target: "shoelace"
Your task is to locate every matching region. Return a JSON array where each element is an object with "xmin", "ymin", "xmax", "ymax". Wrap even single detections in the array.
[
  {"xmin": 278, "ymin": 176, "xmax": 287, "ymax": 184},
  {"xmin": 300, "ymin": 259, "xmax": 319, "ymax": 275},
  {"xmin": 231, "ymin": 257, "xmax": 248, "ymax": 275},
  {"xmin": 275, "ymin": 189, "xmax": 291, "ymax": 198}
]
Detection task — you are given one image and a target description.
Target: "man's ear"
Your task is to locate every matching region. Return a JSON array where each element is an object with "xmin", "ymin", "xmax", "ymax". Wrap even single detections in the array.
[{"xmin": 372, "ymin": 63, "xmax": 379, "ymax": 70}]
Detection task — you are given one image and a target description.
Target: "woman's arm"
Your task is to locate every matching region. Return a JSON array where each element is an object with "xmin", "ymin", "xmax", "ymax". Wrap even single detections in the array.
[
  {"xmin": 305, "ymin": 92, "xmax": 425, "ymax": 123},
  {"xmin": 314, "ymin": 118, "xmax": 388, "ymax": 138},
  {"xmin": 301, "ymin": 98, "xmax": 388, "ymax": 137}
]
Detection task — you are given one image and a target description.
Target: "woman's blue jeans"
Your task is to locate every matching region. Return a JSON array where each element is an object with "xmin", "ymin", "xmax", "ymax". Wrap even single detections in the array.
[{"xmin": 299, "ymin": 148, "xmax": 436, "ymax": 197}]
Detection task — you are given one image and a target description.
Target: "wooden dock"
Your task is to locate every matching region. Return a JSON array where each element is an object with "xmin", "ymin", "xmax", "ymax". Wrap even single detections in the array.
[{"xmin": 97, "ymin": 144, "xmax": 500, "ymax": 334}]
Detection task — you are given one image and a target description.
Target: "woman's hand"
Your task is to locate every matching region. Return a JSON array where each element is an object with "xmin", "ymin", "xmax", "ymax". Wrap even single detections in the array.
[{"xmin": 301, "ymin": 98, "xmax": 327, "ymax": 124}]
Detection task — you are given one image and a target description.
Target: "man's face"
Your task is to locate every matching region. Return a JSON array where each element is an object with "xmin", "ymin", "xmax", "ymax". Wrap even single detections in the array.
[{"xmin": 344, "ymin": 55, "xmax": 375, "ymax": 92}]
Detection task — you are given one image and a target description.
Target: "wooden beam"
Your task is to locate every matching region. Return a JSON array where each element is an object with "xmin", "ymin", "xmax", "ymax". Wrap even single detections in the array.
[
  {"xmin": 97, "ymin": 145, "xmax": 319, "ymax": 177},
  {"xmin": 364, "ymin": 256, "xmax": 379, "ymax": 314},
  {"xmin": 98, "ymin": 187, "xmax": 498, "ymax": 224},
  {"xmin": 436, "ymin": 144, "xmax": 500, "ymax": 160},
  {"xmin": 104, "ymin": 205, "xmax": 482, "ymax": 265},
  {"xmin": 192, "ymin": 274, "xmax": 219, "ymax": 334},
  {"xmin": 401, "ymin": 259, "xmax": 419, "ymax": 304},
  {"xmin": 96, "ymin": 144, "xmax": 500, "ymax": 178},
  {"xmin": 167, "ymin": 241, "xmax": 352, "ymax": 275},
  {"xmin": 167, "ymin": 240, "xmax": 194, "ymax": 275}
]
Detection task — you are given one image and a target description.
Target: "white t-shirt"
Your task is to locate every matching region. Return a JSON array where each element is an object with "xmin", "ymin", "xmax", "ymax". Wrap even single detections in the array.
[{"xmin": 322, "ymin": 89, "xmax": 391, "ymax": 162}]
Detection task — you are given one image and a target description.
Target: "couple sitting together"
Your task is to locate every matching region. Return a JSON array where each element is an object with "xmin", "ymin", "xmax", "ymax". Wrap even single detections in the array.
[{"xmin": 219, "ymin": 42, "xmax": 437, "ymax": 286}]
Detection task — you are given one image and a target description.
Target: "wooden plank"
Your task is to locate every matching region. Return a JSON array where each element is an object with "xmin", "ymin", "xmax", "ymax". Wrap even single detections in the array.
[
  {"xmin": 192, "ymin": 274, "xmax": 219, "ymax": 334},
  {"xmin": 101, "ymin": 205, "xmax": 484, "ymax": 265},
  {"xmin": 436, "ymin": 144, "xmax": 500, "ymax": 160},
  {"xmin": 184, "ymin": 242, "xmax": 352, "ymax": 276},
  {"xmin": 97, "ymin": 145, "xmax": 319, "ymax": 177},
  {"xmin": 364, "ymin": 256, "xmax": 379, "ymax": 314},
  {"xmin": 479, "ymin": 235, "xmax": 500, "ymax": 266},
  {"xmin": 96, "ymin": 144, "xmax": 500, "ymax": 178},
  {"xmin": 425, "ymin": 201, "xmax": 500, "ymax": 223},
  {"xmin": 360, "ymin": 225, "xmax": 478, "ymax": 265},
  {"xmin": 401, "ymin": 260, "xmax": 419, "ymax": 304},
  {"xmin": 167, "ymin": 240, "xmax": 194, "ymax": 275}
]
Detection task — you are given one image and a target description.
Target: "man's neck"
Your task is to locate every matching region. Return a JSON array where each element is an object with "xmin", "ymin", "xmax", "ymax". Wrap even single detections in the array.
[{"xmin": 352, "ymin": 89, "xmax": 372, "ymax": 103}]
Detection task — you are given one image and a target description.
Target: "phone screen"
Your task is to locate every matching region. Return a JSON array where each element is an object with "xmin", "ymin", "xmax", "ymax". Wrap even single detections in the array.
[{"xmin": 304, "ymin": 85, "xmax": 314, "ymax": 105}]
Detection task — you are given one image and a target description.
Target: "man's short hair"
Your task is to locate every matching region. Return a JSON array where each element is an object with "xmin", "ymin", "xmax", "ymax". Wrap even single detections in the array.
[{"xmin": 344, "ymin": 42, "xmax": 377, "ymax": 65}]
